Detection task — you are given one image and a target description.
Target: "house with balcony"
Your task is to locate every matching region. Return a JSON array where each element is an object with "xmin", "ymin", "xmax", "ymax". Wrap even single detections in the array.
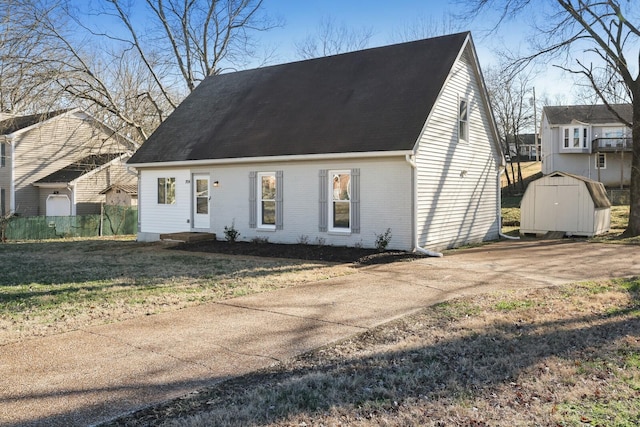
[{"xmin": 540, "ymin": 104, "xmax": 632, "ymax": 188}]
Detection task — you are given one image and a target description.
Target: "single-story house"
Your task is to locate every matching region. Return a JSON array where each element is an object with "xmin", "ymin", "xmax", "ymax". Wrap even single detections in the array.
[{"xmin": 127, "ymin": 32, "xmax": 505, "ymax": 252}]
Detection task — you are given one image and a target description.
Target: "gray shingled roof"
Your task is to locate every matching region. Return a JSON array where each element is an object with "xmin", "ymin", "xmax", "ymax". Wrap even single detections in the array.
[
  {"xmin": 36, "ymin": 153, "xmax": 124, "ymax": 184},
  {"xmin": 543, "ymin": 104, "xmax": 632, "ymax": 125},
  {"xmin": 128, "ymin": 32, "xmax": 471, "ymax": 165},
  {"xmin": 0, "ymin": 109, "xmax": 71, "ymax": 134}
]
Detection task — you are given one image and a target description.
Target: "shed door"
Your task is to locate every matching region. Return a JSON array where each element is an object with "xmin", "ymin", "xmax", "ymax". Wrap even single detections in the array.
[
  {"xmin": 533, "ymin": 185, "xmax": 579, "ymax": 232},
  {"xmin": 192, "ymin": 174, "xmax": 210, "ymax": 229},
  {"xmin": 46, "ymin": 195, "xmax": 71, "ymax": 216}
]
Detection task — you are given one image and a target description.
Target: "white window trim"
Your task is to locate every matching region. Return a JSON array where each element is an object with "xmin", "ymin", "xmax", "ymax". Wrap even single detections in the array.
[
  {"xmin": 257, "ymin": 172, "xmax": 276, "ymax": 230},
  {"xmin": 595, "ymin": 153, "xmax": 607, "ymax": 169},
  {"xmin": 157, "ymin": 177, "xmax": 176, "ymax": 205},
  {"xmin": 458, "ymin": 97, "xmax": 469, "ymax": 143},
  {"xmin": 561, "ymin": 125, "xmax": 589, "ymax": 150},
  {"xmin": 328, "ymin": 170, "xmax": 351, "ymax": 233}
]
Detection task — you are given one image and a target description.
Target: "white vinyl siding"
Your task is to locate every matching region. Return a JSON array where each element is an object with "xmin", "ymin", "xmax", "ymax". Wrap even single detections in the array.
[
  {"xmin": 414, "ymin": 45, "xmax": 500, "ymax": 251},
  {"xmin": 10, "ymin": 111, "xmax": 130, "ymax": 216},
  {"xmin": 137, "ymin": 159, "xmax": 412, "ymax": 250},
  {"xmin": 139, "ymin": 169, "xmax": 191, "ymax": 234}
]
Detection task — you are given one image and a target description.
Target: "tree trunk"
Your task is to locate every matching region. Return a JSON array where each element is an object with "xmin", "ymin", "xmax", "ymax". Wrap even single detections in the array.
[{"xmin": 624, "ymin": 100, "xmax": 640, "ymax": 236}]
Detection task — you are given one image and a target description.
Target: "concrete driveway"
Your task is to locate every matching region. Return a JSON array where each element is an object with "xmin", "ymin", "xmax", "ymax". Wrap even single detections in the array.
[{"xmin": 1, "ymin": 240, "xmax": 639, "ymax": 426}]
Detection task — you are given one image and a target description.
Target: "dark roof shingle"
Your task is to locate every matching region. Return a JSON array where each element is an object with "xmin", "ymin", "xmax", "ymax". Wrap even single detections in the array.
[
  {"xmin": 543, "ymin": 104, "xmax": 632, "ymax": 125},
  {"xmin": 0, "ymin": 109, "xmax": 71, "ymax": 134},
  {"xmin": 36, "ymin": 153, "xmax": 124, "ymax": 184},
  {"xmin": 129, "ymin": 32, "xmax": 470, "ymax": 164}
]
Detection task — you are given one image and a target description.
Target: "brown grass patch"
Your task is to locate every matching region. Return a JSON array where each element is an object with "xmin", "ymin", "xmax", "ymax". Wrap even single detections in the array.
[
  {"xmin": 0, "ymin": 238, "xmax": 354, "ymax": 344},
  {"xmin": 107, "ymin": 279, "xmax": 640, "ymax": 427}
]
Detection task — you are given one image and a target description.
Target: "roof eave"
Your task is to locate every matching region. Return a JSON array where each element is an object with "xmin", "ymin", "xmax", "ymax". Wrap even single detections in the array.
[{"xmin": 127, "ymin": 150, "xmax": 414, "ymax": 169}]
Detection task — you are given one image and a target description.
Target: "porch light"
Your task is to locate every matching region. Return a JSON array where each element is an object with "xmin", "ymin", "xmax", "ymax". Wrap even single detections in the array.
[{"xmin": 213, "ymin": 181, "xmax": 219, "ymax": 187}]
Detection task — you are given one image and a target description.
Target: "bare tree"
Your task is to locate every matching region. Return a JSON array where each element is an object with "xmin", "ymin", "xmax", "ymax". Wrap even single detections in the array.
[
  {"xmin": 0, "ymin": 1, "xmax": 68, "ymax": 114},
  {"xmin": 485, "ymin": 66, "xmax": 536, "ymax": 193},
  {"xmin": 465, "ymin": 0, "xmax": 640, "ymax": 236},
  {"xmin": 3, "ymin": 0, "xmax": 279, "ymax": 142},
  {"xmin": 295, "ymin": 16, "xmax": 374, "ymax": 59}
]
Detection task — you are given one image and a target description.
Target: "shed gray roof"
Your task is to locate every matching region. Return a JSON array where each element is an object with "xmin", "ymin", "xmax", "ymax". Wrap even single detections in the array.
[
  {"xmin": 128, "ymin": 32, "xmax": 471, "ymax": 165},
  {"xmin": 543, "ymin": 104, "xmax": 632, "ymax": 126},
  {"xmin": 547, "ymin": 171, "xmax": 611, "ymax": 208}
]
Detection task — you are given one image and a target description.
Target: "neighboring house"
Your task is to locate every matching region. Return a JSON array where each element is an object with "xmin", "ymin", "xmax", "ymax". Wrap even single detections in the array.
[
  {"xmin": 127, "ymin": 32, "xmax": 504, "ymax": 252},
  {"xmin": 540, "ymin": 104, "xmax": 632, "ymax": 187},
  {"xmin": 507, "ymin": 133, "xmax": 539, "ymax": 161},
  {"xmin": 0, "ymin": 109, "xmax": 136, "ymax": 216},
  {"xmin": 33, "ymin": 153, "xmax": 137, "ymax": 216}
]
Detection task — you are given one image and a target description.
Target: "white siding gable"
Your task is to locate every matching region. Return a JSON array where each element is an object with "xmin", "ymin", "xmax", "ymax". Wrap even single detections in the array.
[{"xmin": 415, "ymin": 45, "xmax": 500, "ymax": 250}]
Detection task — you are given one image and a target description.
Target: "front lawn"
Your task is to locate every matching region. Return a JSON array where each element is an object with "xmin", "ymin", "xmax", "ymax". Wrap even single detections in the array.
[{"xmin": 0, "ymin": 238, "xmax": 354, "ymax": 344}]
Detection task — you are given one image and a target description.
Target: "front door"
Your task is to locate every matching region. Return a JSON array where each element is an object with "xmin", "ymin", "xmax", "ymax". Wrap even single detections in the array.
[{"xmin": 192, "ymin": 174, "xmax": 210, "ymax": 229}]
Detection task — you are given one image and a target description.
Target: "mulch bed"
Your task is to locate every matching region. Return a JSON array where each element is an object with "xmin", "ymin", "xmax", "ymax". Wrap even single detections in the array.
[{"xmin": 171, "ymin": 240, "xmax": 424, "ymax": 265}]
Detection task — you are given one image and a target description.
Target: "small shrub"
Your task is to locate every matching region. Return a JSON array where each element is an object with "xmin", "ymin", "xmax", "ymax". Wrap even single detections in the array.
[
  {"xmin": 353, "ymin": 239, "xmax": 363, "ymax": 248},
  {"xmin": 374, "ymin": 228, "xmax": 392, "ymax": 252},
  {"xmin": 224, "ymin": 221, "xmax": 240, "ymax": 242},
  {"xmin": 251, "ymin": 236, "xmax": 269, "ymax": 244},
  {"xmin": 315, "ymin": 237, "xmax": 326, "ymax": 246},
  {"xmin": 297, "ymin": 235, "xmax": 310, "ymax": 245}
]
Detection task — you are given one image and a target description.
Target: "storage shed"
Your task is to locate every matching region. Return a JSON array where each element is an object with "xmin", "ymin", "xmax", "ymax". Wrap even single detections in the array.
[{"xmin": 520, "ymin": 171, "xmax": 611, "ymax": 237}]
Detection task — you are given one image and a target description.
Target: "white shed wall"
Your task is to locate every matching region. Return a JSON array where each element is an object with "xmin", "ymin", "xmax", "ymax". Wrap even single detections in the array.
[
  {"xmin": 520, "ymin": 175, "xmax": 610, "ymax": 236},
  {"xmin": 415, "ymin": 47, "xmax": 500, "ymax": 250}
]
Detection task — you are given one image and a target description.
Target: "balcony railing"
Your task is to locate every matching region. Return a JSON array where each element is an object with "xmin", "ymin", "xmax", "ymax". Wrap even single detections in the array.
[{"xmin": 592, "ymin": 137, "xmax": 632, "ymax": 152}]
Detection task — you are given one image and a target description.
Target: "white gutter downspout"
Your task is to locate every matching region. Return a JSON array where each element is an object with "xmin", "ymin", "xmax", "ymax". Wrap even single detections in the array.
[
  {"xmin": 406, "ymin": 154, "xmax": 444, "ymax": 257},
  {"xmin": 498, "ymin": 167, "xmax": 520, "ymax": 240}
]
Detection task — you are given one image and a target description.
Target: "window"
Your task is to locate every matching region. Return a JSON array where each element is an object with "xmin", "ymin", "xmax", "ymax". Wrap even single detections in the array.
[
  {"xmin": 603, "ymin": 128, "xmax": 627, "ymax": 147},
  {"xmin": 331, "ymin": 172, "xmax": 351, "ymax": 230},
  {"xmin": 458, "ymin": 99, "xmax": 468, "ymax": 142},
  {"xmin": 562, "ymin": 126, "xmax": 588, "ymax": 149},
  {"xmin": 249, "ymin": 171, "xmax": 283, "ymax": 230},
  {"xmin": 1, "ymin": 143, "xmax": 5, "ymax": 167},
  {"xmin": 0, "ymin": 188, "xmax": 5, "ymax": 216},
  {"xmin": 157, "ymin": 177, "xmax": 176, "ymax": 204},
  {"xmin": 595, "ymin": 153, "xmax": 606, "ymax": 169},
  {"xmin": 258, "ymin": 172, "xmax": 276, "ymax": 228}
]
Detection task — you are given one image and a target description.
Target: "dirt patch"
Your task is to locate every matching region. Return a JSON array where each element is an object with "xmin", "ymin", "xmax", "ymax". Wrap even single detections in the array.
[{"xmin": 171, "ymin": 240, "xmax": 424, "ymax": 265}]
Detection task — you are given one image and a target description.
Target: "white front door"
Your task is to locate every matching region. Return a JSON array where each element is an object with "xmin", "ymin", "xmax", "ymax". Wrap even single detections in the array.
[{"xmin": 192, "ymin": 174, "xmax": 210, "ymax": 229}]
